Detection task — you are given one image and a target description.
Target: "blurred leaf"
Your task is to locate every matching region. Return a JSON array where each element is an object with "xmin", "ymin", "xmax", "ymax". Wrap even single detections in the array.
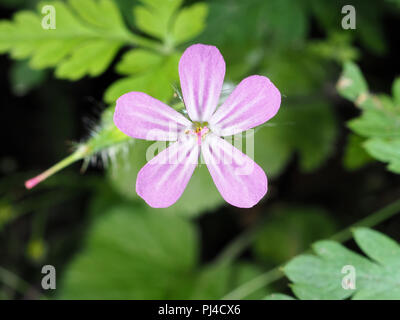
[
  {"xmin": 386, "ymin": 0, "xmax": 400, "ymax": 8},
  {"xmin": 0, "ymin": 0, "xmax": 40, "ymax": 9},
  {"xmin": 134, "ymin": 0, "xmax": 182, "ymax": 41},
  {"xmin": 356, "ymin": 4, "xmax": 387, "ymax": 55},
  {"xmin": 307, "ymin": 32, "xmax": 359, "ymax": 63},
  {"xmin": 310, "ymin": 0, "xmax": 386, "ymax": 55},
  {"xmin": 348, "ymin": 106, "xmax": 400, "ymax": 139},
  {"xmin": 262, "ymin": 0, "xmax": 308, "ymax": 46},
  {"xmin": 59, "ymin": 202, "xmax": 198, "ymax": 299},
  {"xmin": 171, "ymin": 3, "xmax": 208, "ymax": 45},
  {"xmin": 106, "ymin": 0, "xmax": 208, "ymax": 103},
  {"xmin": 199, "ymin": 0, "xmax": 266, "ymax": 46},
  {"xmin": 105, "ymin": 53, "xmax": 180, "ymax": 103},
  {"xmin": 255, "ymin": 102, "xmax": 338, "ymax": 177},
  {"xmin": 0, "ymin": 0, "xmax": 135, "ymax": 80},
  {"xmin": 262, "ymin": 49, "xmax": 328, "ymax": 96},
  {"xmin": 200, "ymin": 0, "xmax": 308, "ymax": 47},
  {"xmin": 338, "ymin": 63, "xmax": 400, "ymax": 173},
  {"xmin": 264, "ymin": 293, "xmax": 295, "ymax": 300},
  {"xmin": 26, "ymin": 238, "xmax": 47, "ymax": 263},
  {"xmin": 252, "ymin": 206, "xmax": 336, "ymax": 265},
  {"xmin": 392, "ymin": 77, "xmax": 400, "ymax": 107},
  {"xmin": 364, "ymin": 139, "xmax": 400, "ymax": 174},
  {"xmin": 337, "ymin": 61, "xmax": 368, "ymax": 103},
  {"xmin": 188, "ymin": 263, "xmax": 269, "ymax": 300},
  {"xmin": 9, "ymin": 60, "xmax": 46, "ymax": 96},
  {"xmin": 283, "ymin": 228, "xmax": 400, "ymax": 300},
  {"xmin": 0, "ymin": 200, "xmax": 13, "ymax": 231},
  {"xmin": 343, "ymin": 134, "xmax": 374, "ymax": 171},
  {"xmin": 59, "ymin": 195, "xmax": 269, "ymax": 299},
  {"xmin": 115, "ymin": 49, "xmax": 163, "ymax": 75}
]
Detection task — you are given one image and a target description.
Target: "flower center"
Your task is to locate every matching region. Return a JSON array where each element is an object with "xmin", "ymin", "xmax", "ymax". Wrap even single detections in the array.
[{"xmin": 185, "ymin": 122, "xmax": 210, "ymax": 145}]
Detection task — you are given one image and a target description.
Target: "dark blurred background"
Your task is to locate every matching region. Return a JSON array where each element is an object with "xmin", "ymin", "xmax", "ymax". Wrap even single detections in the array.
[{"xmin": 0, "ymin": 0, "xmax": 400, "ymax": 299}]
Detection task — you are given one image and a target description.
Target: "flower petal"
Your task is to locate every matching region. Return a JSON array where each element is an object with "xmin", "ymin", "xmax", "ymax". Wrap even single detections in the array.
[
  {"xmin": 201, "ymin": 135, "xmax": 267, "ymax": 208},
  {"xmin": 114, "ymin": 92, "xmax": 192, "ymax": 141},
  {"xmin": 136, "ymin": 137, "xmax": 199, "ymax": 208},
  {"xmin": 210, "ymin": 75, "xmax": 281, "ymax": 136},
  {"xmin": 179, "ymin": 44, "xmax": 226, "ymax": 122}
]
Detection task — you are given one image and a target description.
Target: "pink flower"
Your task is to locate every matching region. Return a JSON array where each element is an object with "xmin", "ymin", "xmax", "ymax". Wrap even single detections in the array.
[{"xmin": 114, "ymin": 44, "xmax": 281, "ymax": 208}]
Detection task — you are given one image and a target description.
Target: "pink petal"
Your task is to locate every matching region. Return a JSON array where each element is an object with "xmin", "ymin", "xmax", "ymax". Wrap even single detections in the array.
[
  {"xmin": 201, "ymin": 135, "xmax": 267, "ymax": 208},
  {"xmin": 114, "ymin": 92, "xmax": 192, "ymax": 141},
  {"xmin": 179, "ymin": 44, "xmax": 226, "ymax": 122},
  {"xmin": 210, "ymin": 75, "xmax": 281, "ymax": 136},
  {"xmin": 136, "ymin": 137, "xmax": 199, "ymax": 208}
]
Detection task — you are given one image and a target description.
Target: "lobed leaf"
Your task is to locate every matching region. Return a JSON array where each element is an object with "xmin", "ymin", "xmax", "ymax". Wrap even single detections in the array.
[
  {"xmin": 0, "ymin": 0, "xmax": 134, "ymax": 80},
  {"xmin": 134, "ymin": 0, "xmax": 182, "ymax": 41},
  {"xmin": 105, "ymin": 52, "xmax": 180, "ymax": 103},
  {"xmin": 363, "ymin": 138, "xmax": 400, "ymax": 174},
  {"xmin": 171, "ymin": 3, "xmax": 208, "ymax": 45},
  {"xmin": 282, "ymin": 228, "xmax": 400, "ymax": 300},
  {"xmin": 337, "ymin": 61, "xmax": 368, "ymax": 104},
  {"xmin": 59, "ymin": 202, "xmax": 198, "ymax": 299},
  {"xmin": 342, "ymin": 133, "xmax": 373, "ymax": 171},
  {"xmin": 337, "ymin": 63, "xmax": 400, "ymax": 173}
]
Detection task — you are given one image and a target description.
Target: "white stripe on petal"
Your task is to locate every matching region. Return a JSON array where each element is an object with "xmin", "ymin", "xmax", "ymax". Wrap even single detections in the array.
[
  {"xmin": 210, "ymin": 75, "xmax": 281, "ymax": 136},
  {"xmin": 179, "ymin": 44, "xmax": 226, "ymax": 122},
  {"xmin": 114, "ymin": 92, "xmax": 192, "ymax": 141}
]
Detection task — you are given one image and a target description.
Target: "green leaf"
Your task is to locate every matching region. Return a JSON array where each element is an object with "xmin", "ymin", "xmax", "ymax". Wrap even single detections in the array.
[
  {"xmin": 255, "ymin": 102, "xmax": 338, "ymax": 177},
  {"xmin": 343, "ymin": 133, "xmax": 374, "ymax": 170},
  {"xmin": 283, "ymin": 228, "xmax": 400, "ymax": 300},
  {"xmin": 262, "ymin": 0, "xmax": 308, "ymax": 46},
  {"xmin": 9, "ymin": 59, "xmax": 46, "ymax": 96},
  {"xmin": 115, "ymin": 49, "xmax": 163, "ymax": 75},
  {"xmin": 171, "ymin": 3, "xmax": 208, "ymax": 45},
  {"xmin": 348, "ymin": 107, "xmax": 400, "ymax": 139},
  {"xmin": 59, "ymin": 202, "xmax": 198, "ymax": 299},
  {"xmin": 106, "ymin": 1, "xmax": 209, "ymax": 102},
  {"xmin": 337, "ymin": 61, "xmax": 369, "ymax": 103},
  {"xmin": 354, "ymin": 228, "xmax": 400, "ymax": 266},
  {"xmin": 0, "ymin": 0, "xmax": 134, "ymax": 80},
  {"xmin": 386, "ymin": 0, "xmax": 400, "ymax": 8},
  {"xmin": 198, "ymin": 0, "xmax": 265, "ymax": 46},
  {"xmin": 264, "ymin": 293, "xmax": 295, "ymax": 300},
  {"xmin": 188, "ymin": 263, "xmax": 269, "ymax": 300},
  {"xmin": 134, "ymin": 0, "xmax": 182, "ymax": 41},
  {"xmin": 392, "ymin": 77, "xmax": 400, "ymax": 107},
  {"xmin": 55, "ymin": 39, "xmax": 121, "ymax": 80},
  {"xmin": 310, "ymin": 1, "xmax": 386, "ymax": 55},
  {"xmin": 199, "ymin": 0, "xmax": 307, "ymax": 47},
  {"xmin": 363, "ymin": 138, "xmax": 400, "ymax": 174},
  {"xmin": 307, "ymin": 32, "xmax": 359, "ymax": 63},
  {"xmin": 68, "ymin": 0, "xmax": 125, "ymax": 29},
  {"xmin": 263, "ymin": 48, "xmax": 328, "ymax": 96},
  {"xmin": 105, "ymin": 53, "xmax": 180, "ymax": 103},
  {"xmin": 356, "ymin": 5, "xmax": 387, "ymax": 55},
  {"xmin": 337, "ymin": 64, "xmax": 400, "ymax": 174}
]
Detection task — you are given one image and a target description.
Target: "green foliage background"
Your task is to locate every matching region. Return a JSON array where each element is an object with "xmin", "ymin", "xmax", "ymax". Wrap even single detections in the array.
[{"xmin": 0, "ymin": 0, "xmax": 400, "ymax": 300}]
